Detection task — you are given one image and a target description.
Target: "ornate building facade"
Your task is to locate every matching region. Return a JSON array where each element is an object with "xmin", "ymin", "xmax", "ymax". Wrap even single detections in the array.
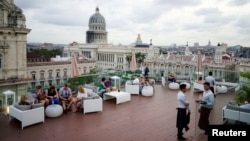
[
  {"xmin": 26, "ymin": 56, "xmax": 96, "ymax": 91},
  {"xmin": 0, "ymin": 0, "xmax": 31, "ymax": 96},
  {"xmin": 145, "ymin": 44, "xmax": 241, "ymax": 82}
]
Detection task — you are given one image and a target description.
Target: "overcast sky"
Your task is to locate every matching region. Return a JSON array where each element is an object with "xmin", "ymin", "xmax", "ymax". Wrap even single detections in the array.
[{"xmin": 15, "ymin": 0, "xmax": 250, "ymax": 46}]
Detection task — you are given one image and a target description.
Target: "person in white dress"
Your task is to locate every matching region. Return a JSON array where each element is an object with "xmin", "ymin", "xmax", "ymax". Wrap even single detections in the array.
[{"xmin": 73, "ymin": 85, "xmax": 88, "ymax": 112}]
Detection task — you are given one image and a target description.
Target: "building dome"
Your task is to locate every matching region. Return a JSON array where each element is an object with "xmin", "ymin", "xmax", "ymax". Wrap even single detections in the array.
[
  {"xmin": 89, "ymin": 7, "xmax": 106, "ymax": 26},
  {"xmin": 86, "ymin": 7, "xmax": 108, "ymax": 44}
]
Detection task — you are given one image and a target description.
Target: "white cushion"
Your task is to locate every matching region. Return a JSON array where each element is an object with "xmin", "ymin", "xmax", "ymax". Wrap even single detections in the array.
[
  {"xmin": 84, "ymin": 88, "xmax": 93, "ymax": 93},
  {"xmin": 45, "ymin": 104, "xmax": 63, "ymax": 118},
  {"xmin": 142, "ymin": 86, "xmax": 154, "ymax": 96},
  {"xmin": 216, "ymin": 86, "xmax": 228, "ymax": 94},
  {"xmin": 169, "ymin": 83, "xmax": 179, "ymax": 90}
]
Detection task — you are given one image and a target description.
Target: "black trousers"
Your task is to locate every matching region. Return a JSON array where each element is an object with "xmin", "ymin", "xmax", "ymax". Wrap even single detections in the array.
[
  {"xmin": 198, "ymin": 107, "xmax": 211, "ymax": 133},
  {"xmin": 176, "ymin": 108, "xmax": 187, "ymax": 137},
  {"xmin": 210, "ymin": 87, "xmax": 214, "ymax": 94}
]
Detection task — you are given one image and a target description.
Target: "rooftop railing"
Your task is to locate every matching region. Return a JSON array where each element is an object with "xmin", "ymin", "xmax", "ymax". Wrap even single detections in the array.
[{"xmin": 24, "ymin": 68, "xmax": 243, "ymax": 93}]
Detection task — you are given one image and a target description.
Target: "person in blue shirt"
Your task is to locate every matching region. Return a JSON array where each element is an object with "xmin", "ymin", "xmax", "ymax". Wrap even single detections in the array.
[
  {"xmin": 198, "ymin": 82, "xmax": 215, "ymax": 135},
  {"xmin": 59, "ymin": 84, "xmax": 74, "ymax": 113}
]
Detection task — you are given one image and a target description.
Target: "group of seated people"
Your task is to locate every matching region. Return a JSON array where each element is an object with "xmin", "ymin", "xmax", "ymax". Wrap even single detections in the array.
[
  {"xmin": 168, "ymin": 73, "xmax": 176, "ymax": 83},
  {"xmin": 99, "ymin": 77, "xmax": 116, "ymax": 97},
  {"xmin": 133, "ymin": 76, "xmax": 150, "ymax": 85},
  {"xmin": 132, "ymin": 75, "xmax": 151, "ymax": 94},
  {"xmin": 19, "ymin": 84, "xmax": 90, "ymax": 113}
]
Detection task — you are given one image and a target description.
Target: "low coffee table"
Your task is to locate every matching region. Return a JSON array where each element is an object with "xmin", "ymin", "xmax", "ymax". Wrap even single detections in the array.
[{"xmin": 103, "ymin": 91, "xmax": 131, "ymax": 104}]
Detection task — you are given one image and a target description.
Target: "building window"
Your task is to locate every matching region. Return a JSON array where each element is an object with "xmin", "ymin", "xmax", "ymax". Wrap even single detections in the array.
[
  {"xmin": 48, "ymin": 70, "xmax": 52, "ymax": 79},
  {"xmin": 56, "ymin": 70, "xmax": 60, "ymax": 78},
  {"xmin": 32, "ymin": 74, "xmax": 36, "ymax": 80},
  {"xmin": 0, "ymin": 54, "xmax": 2, "ymax": 69},
  {"xmin": 40, "ymin": 70, "xmax": 45, "ymax": 80},
  {"xmin": 49, "ymin": 80, "xmax": 52, "ymax": 86},
  {"xmin": 63, "ymin": 69, "xmax": 67, "ymax": 77},
  {"xmin": 40, "ymin": 81, "xmax": 44, "ymax": 87},
  {"xmin": 56, "ymin": 79, "xmax": 60, "ymax": 86},
  {"xmin": 31, "ymin": 82, "xmax": 36, "ymax": 89}
]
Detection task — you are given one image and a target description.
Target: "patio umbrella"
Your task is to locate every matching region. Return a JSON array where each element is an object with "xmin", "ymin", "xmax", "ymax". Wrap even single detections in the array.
[
  {"xmin": 71, "ymin": 52, "xmax": 80, "ymax": 77},
  {"xmin": 130, "ymin": 50, "xmax": 137, "ymax": 79},
  {"xmin": 197, "ymin": 50, "xmax": 202, "ymax": 80}
]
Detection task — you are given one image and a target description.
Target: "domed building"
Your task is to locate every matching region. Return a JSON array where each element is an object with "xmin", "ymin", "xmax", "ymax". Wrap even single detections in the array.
[
  {"xmin": 62, "ymin": 7, "xmax": 159, "ymax": 71},
  {"xmin": 86, "ymin": 7, "xmax": 108, "ymax": 44}
]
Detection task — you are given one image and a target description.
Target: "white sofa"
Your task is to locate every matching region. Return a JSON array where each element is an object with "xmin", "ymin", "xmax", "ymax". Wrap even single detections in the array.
[
  {"xmin": 222, "ymin": 103, "xmax": 250, "ymax": 124},
  {"xmin": 125, "ymin": 80, "xmax": 140, "ymax": 96},
  {"xmin": 9, "ymin": 105, "xmax": 45, "ymax": 129}
]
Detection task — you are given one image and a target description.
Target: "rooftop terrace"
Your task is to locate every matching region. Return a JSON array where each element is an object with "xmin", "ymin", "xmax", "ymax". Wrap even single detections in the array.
[{"xmin": 0, "ymin": 84, "xmax": 236, "ymax": 141}]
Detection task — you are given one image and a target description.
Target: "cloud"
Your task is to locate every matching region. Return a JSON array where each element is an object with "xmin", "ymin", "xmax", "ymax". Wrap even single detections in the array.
[
  {"xmin": 13, "ymin": 0, "xmax": 250, "ymax": 46},
  {"xmin": 195, "ymin": 7, "xmax": 221, "ymax": 15},
  {"xmin": 228, "ymin": 0, "xmax": 250, "ymax": 6},
  {"xmin": 154, "ymin": 0, "xmax": 201, "ymax": 7}
]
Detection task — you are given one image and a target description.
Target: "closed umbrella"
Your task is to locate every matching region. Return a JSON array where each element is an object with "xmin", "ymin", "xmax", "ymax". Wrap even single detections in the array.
[
  {"xmin": 197, "ymin": 50, "xmax": 202, "ymax": 80},
  {"xmin": 130, "ymin": 50, "xmax": 137, "ymax": 79},
  {"xmin": 71, "ymin": 52, "xmax": 80, "ymax": 77}
]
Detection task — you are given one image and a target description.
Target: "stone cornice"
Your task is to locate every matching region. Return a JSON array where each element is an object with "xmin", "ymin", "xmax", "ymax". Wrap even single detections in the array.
[
  {"xmin": 27, "ymin": 60, "xmax": 96, "ymax": 67},
  {"xmin": 0, "ymin": 27, "xmax": 31, "ymax": 33}
]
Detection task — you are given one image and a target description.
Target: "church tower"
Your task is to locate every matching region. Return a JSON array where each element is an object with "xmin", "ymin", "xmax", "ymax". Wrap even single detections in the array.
[
  {"xmin": 0, "ymin": 0, "xmax": 31, "ymax": 99},
  {"xmin": 86, "ymin": 7, "xmax": 108, "ymax": 44},
  {"xmin": 0, "ymin": 0, "xmax": 31, "ymax": 80}
]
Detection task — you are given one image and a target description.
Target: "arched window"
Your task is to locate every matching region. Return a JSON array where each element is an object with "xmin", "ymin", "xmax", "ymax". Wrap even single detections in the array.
[
  {"xmin": 63, "ymin": 68, "xmax": 68, "ymax": 78},
  {"xmin": 56, "ymin": 69, "xmax": 60, "ymax": 78},
  {"xmin": 40, "ymin": 70, "xmax": 45, "ymax": 80},
  {"xmin": 31, "ymin": 71, "xmax": 36, "ymax": 80},
  {"xmin": 48, "ymin": 70, "xmax": 53, "ymax": 79}
]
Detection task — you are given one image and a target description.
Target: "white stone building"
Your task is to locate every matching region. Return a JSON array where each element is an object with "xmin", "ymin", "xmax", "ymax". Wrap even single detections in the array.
[
  {"xmin": 145, "ymin": 45, "xmax": 241, "ymax": 82},
  {"xmin": 62, "ymin": 7, "xmax": 159, "ymax": 71},
  {"xmin": 26, "ymin": 56, "xmax": 96, "ymax": 91},
  {"xmin": 0, "ymin": 0, "xmax": 31, "ymax": 96}
]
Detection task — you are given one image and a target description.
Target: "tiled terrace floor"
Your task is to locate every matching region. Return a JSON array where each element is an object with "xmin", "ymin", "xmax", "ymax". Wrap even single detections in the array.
[{"xmin": 0, "ymin": 84, "xmax": 235, "ymax": 141}]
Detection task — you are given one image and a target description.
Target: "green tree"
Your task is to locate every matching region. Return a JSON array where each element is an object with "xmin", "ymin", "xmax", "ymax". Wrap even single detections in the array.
[
  {"xmin": 126, "ymin": 52, "xmax": 146, "ymax": 67},
  {"xmin": 234, "ymin": 71, "xmax": 250, "ymax": 104},
  {"xmin": 32, "ymin": 48, "xmax": 62, "ymax": 57}
]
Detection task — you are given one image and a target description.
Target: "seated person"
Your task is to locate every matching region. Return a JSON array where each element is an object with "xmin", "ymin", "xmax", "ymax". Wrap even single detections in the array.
[
  {"xmin": 197, "ymin": 76, "xmax": 204, "ymax": 83},
  {"xmin": 143, "ymin": 77, "xmax": 150, "ymax": 86},
  {"xmin": 132, "ymin": 76, "xmax": 140, "ymax": 84},
  {"xmin": 168, "ymin": 73, "xmax": 176, "ymax": 82},
  {"xmin": 35, "ymin": 85, "xmax": 49, "ymax": 106},
  {"xmin": 19, "ymin": 95, "xmax": 30, "ymax": 105},
  {"xmin": 104, "ymin": 78, "xmax": 115, "ymax": 91},
  {"xmin": 73, "ymin": 85, "xmax": 88, "ymax": 112},
  {"xmin": 240, "ymin": 100, "xmax": 250, "ymax": 109},
  {"xmin": 46, "ymin": 85, "xmax": 60, "ymax": 105},
  {"xmin": 99, "ymin": 77, "xmax": 110, "ymax": 97},
  {"xmin": 59, "ymin": 84, "xmax": 74, "ymax": 113}
]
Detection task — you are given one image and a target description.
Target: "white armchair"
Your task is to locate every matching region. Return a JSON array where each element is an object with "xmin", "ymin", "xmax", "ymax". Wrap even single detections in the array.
[
  {"xmin": 82, "ymin": 97, "xmax": 103, "ymax": 115},
  {"xmin": 9, "ymin": 105, "xmax": 45, "ymax": 129},
  {"xmin": 125, "ymin": 80, "xmax": 140, "ymax": 96},
  {"xmin": 81, "ymin": 89, "xmax": 103, "ymax": 115}
]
